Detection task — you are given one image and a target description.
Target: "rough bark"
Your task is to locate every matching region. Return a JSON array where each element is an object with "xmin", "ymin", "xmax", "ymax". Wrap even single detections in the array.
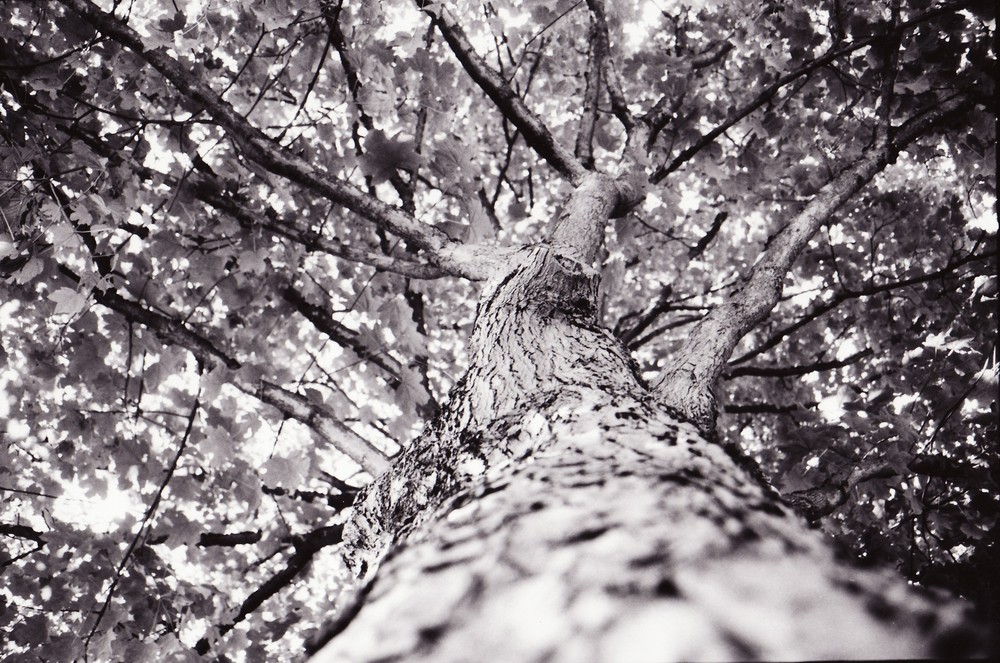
[{"xmin": 310, "ymin": 215, "xmax": 982, "ymax": 661}]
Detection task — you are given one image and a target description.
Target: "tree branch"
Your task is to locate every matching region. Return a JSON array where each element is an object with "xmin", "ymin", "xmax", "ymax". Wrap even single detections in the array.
[
  {"xmin": 57, "ymin": 264, "xmax": 391, "ymax": 474},
  {"xmin": 56, "ymin": 0, "xmax": 497, "ymax": 281},
  {"xmin": 688, "ymin": 211, "xmax": 729, "ymax": 259},
  {"xmin": 584, "ymin": 0, "xmax": 632, "ymax": 130},
  {"xmin": 726, "ymin": 348, "xmax": 872, "ymax": 379},
  {"xmin": 280, "ymin": 285, "xmax": 405, "ymax": 386},
  {"xmin": 648, "ymin": 0, "xmax": 980, "ymax": 183},
  {"xmin": 263, "ymin": 484, "xmax": 358, "ymax": 511},
  {"xmin": 574, "ymin": 24, "xmax": 600, "ymax": 169},
  {"xmin": 0, "ymin": 523, "xmax": 46, "ymax": 545},
  {"xmin": 197, "ymin": 531, "xmax": 263, "ymax": 547},
  {"xmin": 195, "ymin": 524, "xmax": 344, "ymax": 655},
  {"xmin": 652, "ymin": 93, "xmax": 974, "ymax": 429},
  {"xmin": 731, "ymin": 248, "xmax": 990, "ymax": 366},
  {"xmin": 415, "ymin": 0, "xmax": 588, "ymax": 184},
  {"xmin": 0, "ymin": 523, "xmax": 46, "ymax": 568},
  {"xmin": 724, "ymin": 402, "xmax": 819, "ymax": 415},
  {"xmin": 613, "ymin": 284, "xmax": 673, "ymax": 346},
  {"xmin": 787, "ymin": 453, "xmax": 993, "ymax": 521},
  {"xmin": 86, "ymin": 397, "xmax": 200, "ymax": 657},
  {"xmin": 191, "ymin": 179, "xmax": 448, "ymax": 279}
]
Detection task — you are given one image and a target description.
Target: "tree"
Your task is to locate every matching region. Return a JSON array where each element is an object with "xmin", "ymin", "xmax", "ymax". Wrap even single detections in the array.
[{"xmin": 0, "ymin": 0, "xmax": 995, "ymax": 660}]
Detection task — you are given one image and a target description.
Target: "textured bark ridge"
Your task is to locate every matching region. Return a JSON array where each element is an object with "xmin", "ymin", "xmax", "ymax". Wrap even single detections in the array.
[
  {"xmin": 314, "ymin": 243, "xmax": 980, "ymax": 662},
  {"xmin": 341, "ymin": 244, "xmax": 644, "ymax": 575}
]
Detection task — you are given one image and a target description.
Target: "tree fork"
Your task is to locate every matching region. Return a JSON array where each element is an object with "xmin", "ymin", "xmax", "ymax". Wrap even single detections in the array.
[{"xmin": 311, "ymin": 181, "xmax": 984, "ymax": 662}]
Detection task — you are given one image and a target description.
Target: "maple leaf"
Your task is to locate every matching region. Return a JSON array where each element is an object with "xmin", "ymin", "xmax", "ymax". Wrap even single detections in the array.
[
  {"xmin": 359, "ymin": 130, "xmax": 423, "ymax": 183},
  {"xmin": 48, "ymin": 287, "xmax": 88, "ymax": 317}
]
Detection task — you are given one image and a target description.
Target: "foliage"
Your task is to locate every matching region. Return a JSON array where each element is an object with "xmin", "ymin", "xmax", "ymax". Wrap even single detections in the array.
[{"xmin": 0, "ymin": 0, "xmax": 995, "ymax": 660}]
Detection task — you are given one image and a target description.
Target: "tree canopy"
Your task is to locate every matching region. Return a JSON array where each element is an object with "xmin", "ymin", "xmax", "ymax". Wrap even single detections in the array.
[{"xmin": 0, "ymin": 0, "xmax": 996, "ymax": 660}]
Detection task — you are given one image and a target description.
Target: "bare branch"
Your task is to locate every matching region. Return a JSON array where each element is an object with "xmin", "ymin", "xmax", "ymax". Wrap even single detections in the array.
[
  {"xmin": 195, "ymin": 524, "xmax": 345, "ymax": 656},
  {"xmin": 191, "ymin": 180, "xmax": 448, "ymax": 279},
  {"xmin": 726, "ymin": 348, "xmax": 872, "ymax": 379},
  {"xmin": 415, "ymin": 0, "xmax": 588, "ymax": 184},
  {"xmin": 585, "ymin": 0, "xmax": 632, "ymax": 130},
  {"xmin": 574, "ymin": 24, "xmax": 600, "ymax": 169}
]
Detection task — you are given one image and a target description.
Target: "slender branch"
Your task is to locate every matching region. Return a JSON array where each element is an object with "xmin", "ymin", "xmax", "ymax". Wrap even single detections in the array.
[
  {"xmin": 788, "ymin": 452, "xmax": 992, "ymax": 521},
  {"xmin": 85, "ymin": 397, "xmax": 200, "ymax": 658},
  {"xmin": 322, "ymin": 0, "xmax": 420, "ymax": 206},
  {"xmin": 57, "ymin": 264, "xmax": 391, "ymax": 474},
  {"xmin": 325, "ymin": 0, "xmax": 372, "ymax": 132},
  {"xmin": 628, "ymin": 314, "xmax": 703, "ymax": 350},
  {"xmin": 726, "ymin": 348, "xmax": 873, "ymax": 379},
  {"xmin": 415, "ymin": 0, "xmax": 588, "ymax": 184},
  {"xmin": 614, "ymin": 284, "xmax": 673, "ymax": 345},
  {"xmin": 0, "ymin": 523, "xmax": 46, "ymax": 545},
  {"xmin": 724, "ymin": 402, "xmax": 819, "ymax": 415},
  {"xmin": 195, "ymin": 524, "xmax": 344, "ymax": 655},
  {"xmin": 59, "ymin": 265, "xmax": 242, "ymax": 371},
  {"xmin": 197, "ymin": 531, "xmax": 263, "ymax": 547},
  {"xmin": 251, "ymin": 383, "xmax": 392, "ymax": 475},
  {"xmin": 56, "ymin": 0, "xmax": 496, "ymax": 280},
  {"xmin": 262, "ymin": 484, "xmax": 357, "ymax": 511},
  {"xmin": 874, "ymin": 0, "xmax": 903, "ymax": 146},
  {"xmin": 280, "ymin": 285, "xmax": 404, "ymax": 385},
  {"xmin": 688, "ymin": 211, "xmax": 729, "ymax": 259},
  {"xmin": 0, "ymin": 523, "xmax": 46, "ymax": 568},
  {"xmin": 191, "ymin": 180, "xmax": 447, "ymax": 279},
  {"xmin": 732, "ymin": 249, "xmax": 991, "ymax": 366},
  {"xmin": 490, "ymin": 41, "xmax": 549, "ymax": 207}
]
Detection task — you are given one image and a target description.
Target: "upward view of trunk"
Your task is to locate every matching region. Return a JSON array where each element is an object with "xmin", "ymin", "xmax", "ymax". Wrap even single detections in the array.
[{"xmin": 310, "ymin": 181, "xmax": 982, "ymax": 662}]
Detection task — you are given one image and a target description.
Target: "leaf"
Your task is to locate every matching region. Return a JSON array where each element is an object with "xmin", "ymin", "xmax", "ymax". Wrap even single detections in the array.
[
  {"xmin": 360, "ymin": 130, "xmax": 422, "ymax": 183},
  {"xmin": 13, "ymin": 257, "xmax": 44, "ymax": 284},
  {"xmin": 199, "ymin": 425, "xmax": 232, "ymax": 468},
  {"xmin": 463, "ymin": 196, "xmax": 496, "ymax": 243},
  {"xmin": 378, "ymin": 298, "xmax": 425, "ymax": 354},
  {"xmin": 11, "ymin": 615, "xmax": 49, "ymax": 645},
  {"xmin": 156, "ymin": 10, "xmax": 186, "ymax": 32},
  {"xmin": 200, "ymin": 366, "xmax": 229, "ymax": 403},
  {"xmin": 48, "ymin": 287, "xmax": 88, "ymax": 317},
  {"xmin": 50, "ymin": 222, "xmax": 78, "ymax": 246},
  {"xmin": 261, "ymin": 454, "xmax": 310, "ymax": 487},
  {"xmin": 396, "ymin": 367, "xmax": 430, "ymax": 413},
  {"xmin": 0, "ymin": 239, "xmax": 19, "ymax": 259},
  {"xmin": 237, "ymin": 248, "xmax": 268, "ymax": 275}
]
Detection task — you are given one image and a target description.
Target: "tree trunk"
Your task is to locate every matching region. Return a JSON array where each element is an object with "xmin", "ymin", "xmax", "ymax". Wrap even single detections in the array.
[{"xmin": 311, "ymin": 198, "xmax": 981, "ymax": 661}]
